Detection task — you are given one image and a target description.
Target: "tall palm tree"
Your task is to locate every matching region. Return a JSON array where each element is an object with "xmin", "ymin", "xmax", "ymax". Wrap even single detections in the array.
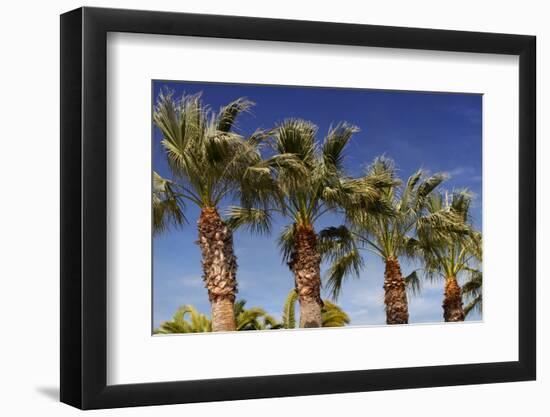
[
  {"xmin": 281, "ymin": 289, "xmax": 350, "ymax": 328},
  {"xmin": 414, "ymin": 191, "xmax": 482, "ymax": 322},
  {"xmin": 153, "ymin": 91, "xmax": 270, "ymax": 331},
  {"xmin": 228, "ymin": 120, "xmax": 395, "ymax": 328},
  {"xmin": 322, "ymin": 157, "xmax": 452, "ymax": 324}
]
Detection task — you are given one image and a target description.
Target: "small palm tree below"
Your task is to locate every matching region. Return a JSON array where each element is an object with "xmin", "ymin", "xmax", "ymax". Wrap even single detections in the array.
[
  {"xmin": 154, "ymin": 305, "xmax": 212, "ymax": 334},
  {"xmin": 155, "ymin": 300, "xmax": 282, "ymax": 334}
]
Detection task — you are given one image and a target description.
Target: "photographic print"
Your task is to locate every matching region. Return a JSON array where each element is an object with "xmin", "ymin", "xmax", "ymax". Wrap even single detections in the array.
[
  {"xmin": 152, "ymin": 81, "xmax": 483, "ymax": 334},
  {"xmin": 60, "ymin": 9, "xmax": 535, "ymax": 407}
]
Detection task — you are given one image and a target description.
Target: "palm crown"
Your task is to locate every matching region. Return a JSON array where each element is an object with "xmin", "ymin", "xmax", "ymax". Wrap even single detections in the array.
[
  {"xmin": 352, "ymin": 158, "xmax": 454, "ymax": 260},
  {"xmin": 153, "ymin": 91, "xmax": 267, "ymax": 209},
  {"xmin": 414, "ymin": 190, "xmax": 481, "ymax": 280}
]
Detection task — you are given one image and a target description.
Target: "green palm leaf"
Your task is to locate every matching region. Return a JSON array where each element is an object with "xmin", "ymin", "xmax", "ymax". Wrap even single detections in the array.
[
  {"xmin": 404, "ymin": 270, "xmax": 422, "ymax": 297},
  {"xmin": 152, "ymin": 171, "xmax": 186, "ymax": 235},
  {"xmin": 321, "ymin": 300, "xmax": 351, "ymax": 327},
  {"xmin": 282, "ymin": 289, "xmax": 298, "ymax": 329},
  {"xmin": 322, "ymin": 123, "xmax": 360, "ymax": 172},
  {"xmin": 226, "ymin": 206, "xmax": 273, "ymax": 235},
  {"xmin": 216, "ymin": 98, "xmax": 254, "ymax": 133}
]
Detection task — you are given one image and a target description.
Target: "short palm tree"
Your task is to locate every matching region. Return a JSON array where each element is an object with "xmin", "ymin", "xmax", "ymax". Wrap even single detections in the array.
[
  {"xmin": 281, "ymin": 289, "xmax": 350, "ymax": 328},
  {"xmin": 321, "ymin": 300, "xmax": 351, "ymax": 327},
  {"xmin": 234, "ymin": 300, "xmax": 282, "ymax": 330},
  {"xmin": 153, "ymin": 91, "xmax": 270, "ymax": 331},
  {"xmin": 414, "ymin": 191, "xmax": 482, "ymax": 322},
  {"xmin": 155, "ymin": 300, "xmax": 282, "ymax": 333},
  {"xmin": 154, "ymin": 305, "xmax": 212, "ymax": 334},
  {"xmin": 228, "ymin": 120, "xmax": 395, "ymax": 328},
  {"xmin": 323, "ymin": 157, "xmax": 452, "ymax": 324}
]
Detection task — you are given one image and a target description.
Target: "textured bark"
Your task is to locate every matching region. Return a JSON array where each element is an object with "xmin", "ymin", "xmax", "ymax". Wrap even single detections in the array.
[
  {"xmin": 443, "ymin": 276, "xmax": 465, "ymax": 322},
  {"xmin": 383, "ymin": 257, "xmax": 409, "ymax": 324},
  {"xmin": 211, "ymin": 297, "xmax": 237, "ymax": 332},
  {"xmin": 289, "ymin": 224, "xmax": 323, "ymax": 328},
  {"xmin": 197, "ymin": 207, "xmax": 237, "ymax": 332}
]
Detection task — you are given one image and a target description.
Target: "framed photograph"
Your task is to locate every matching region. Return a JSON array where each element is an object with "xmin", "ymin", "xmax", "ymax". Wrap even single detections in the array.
[{"xmin": 60, "ymin": 6, "xmax": 536, "ymax": 410}]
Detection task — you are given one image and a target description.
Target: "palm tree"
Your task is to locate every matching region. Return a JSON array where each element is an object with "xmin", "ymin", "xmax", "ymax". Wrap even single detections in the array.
[
  {"xmin": 228, "ymin": 120, "xmax": 395, "ymax": 328},
  {"xmin": 154, "ymin": 305, "xmax": 212, "ymax": 334},
  {"xmin": 153, "ymin": 91, "xmax": 269, "ymax": 331},
  {"xmin": 322, "ymin": 157, "xmax": 452, "ymax": 324},
  {"xmin": 234, "ymin": 300, "xmax": 282, "ymax": 330},
  {"xmin": 321, "ymin": 300, "xmax": 351, "ymax": 327},
  {"xmin": 414, "ymin": 190, "xmax": 482, "ymax": 322},
  {"xmin": 281, "ymin": 289, "xmax": 350, "ymax": 328},
  {"xmin": 155, "ymin": 300, "xmax": 282, "ymax": 333}
]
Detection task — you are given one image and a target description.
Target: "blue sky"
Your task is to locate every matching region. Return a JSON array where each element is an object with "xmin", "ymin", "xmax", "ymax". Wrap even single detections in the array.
[{"xmin": 152, "ymin": 80, "xmax": 482, "ymax": 329}]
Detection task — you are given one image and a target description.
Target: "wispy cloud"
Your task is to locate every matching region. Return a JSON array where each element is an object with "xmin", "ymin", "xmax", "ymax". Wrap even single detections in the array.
[
  {"xmin": 447, "ymin": 166, "xmax": 482, "ymax": 185},
  {"xmin": 448, "ymin": 166, "xmax": 476, "ymax": 177}
]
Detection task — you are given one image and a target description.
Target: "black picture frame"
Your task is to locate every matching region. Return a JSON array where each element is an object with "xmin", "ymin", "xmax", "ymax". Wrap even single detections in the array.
[{"xmin": 60, "ymin": 6, "xmax": 536, "ymax": 410}]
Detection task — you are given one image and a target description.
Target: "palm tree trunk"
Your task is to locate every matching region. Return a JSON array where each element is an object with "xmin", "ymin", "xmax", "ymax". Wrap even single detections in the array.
[
  {"xmin": 443, "ymin": 276, "xmax": 465, "ymax": 322},
  {"xmin": 289, "ymin": 224, "xmax": 323, "ymax": 328},
  {"xmin": 197, "ymin": 207, "xmax": 237, "ymax": 332},
  {"xmin": 383, "ymin": 257, "xmax": 409, "ymax": 324}
]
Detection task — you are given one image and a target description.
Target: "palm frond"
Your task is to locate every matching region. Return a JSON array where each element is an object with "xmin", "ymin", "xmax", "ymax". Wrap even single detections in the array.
[
  {"xmin": 322, "ymin": 122, "xmax": 360, "ymax": 172},
  {"xmin": 154, "ymin": 304, "xmax": 212, "ymax": 334},
  {"xmin": 282, "ymin": 289, "xmax": 298, "ymax": 329},
  {"xmin": 226, "ymin": 206, "xmax": 273, "ymax": 235},
  {"xmin": 216, "ymin": 98, "xmax": 254, "ymax": 133},
  {"xmin": 463, "ymin": 270, "xmax": 483, "ymax": 317},
  {"xmin": 324, "ymin": 249, "xmax": 364, "ymax": 300},
  {"xmin": 319, "ymin": 225, "xmax": 364, "ymax": 299},
  {"xmin": 321, "ymin": 300, "xmax": 350, "ymax": 327},
  {"xmin": 416, "ymin": 209, "xmax": 470, "ymax": 237},
  {"xmin": 404, "ymin": 270, "xmax": 422, "ymax": 297},
  {"xmin": 273, "ymin": 119, "xmax": 318, "ymax": 165},
  {"xmin": 415, "ymin": 172, "xmax": 449, "ymax": 204},
  {"xmin": 464, "ymin": 294, "xmax": 482, "ymax": 317},
  {"xmin": 152, "ymin": 171, "xmax": 186, "ymax": 235},
  {"xmin": 234, "ymin": 299, "xmax": 282, "ymax": 330},
  {"xmin": 462, "ymin": 270, "xmax": 482, "ymax": 296},
  {"xmin": 399, "ymin": 169, "xmax": 423, "ymax": 212},
  {"xmin": 278, "ymin": 223, "xmax": 296, "ymax": 265}
]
